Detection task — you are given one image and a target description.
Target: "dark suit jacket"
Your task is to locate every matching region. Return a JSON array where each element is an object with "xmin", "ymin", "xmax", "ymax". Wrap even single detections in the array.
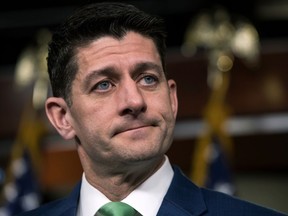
[{"xmin": 18, "ymin": 166, "xmax": 287, "ymax": 216}]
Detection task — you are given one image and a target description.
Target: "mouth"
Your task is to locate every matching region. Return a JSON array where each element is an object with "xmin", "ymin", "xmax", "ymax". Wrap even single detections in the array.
[
  {"xmin": 114, "ymin": 125, "xmax": 150, "ymax": 135},
  {"xmin": 112, "ymin": 121, "xmax": 158, "ymax": 137}
]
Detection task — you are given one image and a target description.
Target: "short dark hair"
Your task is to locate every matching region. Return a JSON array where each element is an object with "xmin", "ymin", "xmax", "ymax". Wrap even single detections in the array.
[{"xmin": 47, "ymin": 2, "xmax": 167, "ymax": 106}]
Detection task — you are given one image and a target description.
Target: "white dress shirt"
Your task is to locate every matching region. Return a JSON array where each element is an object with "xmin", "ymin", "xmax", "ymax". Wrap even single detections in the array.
[{"xmin": 77, "ymin": 155, "xmax": 174, "ymax": 216}]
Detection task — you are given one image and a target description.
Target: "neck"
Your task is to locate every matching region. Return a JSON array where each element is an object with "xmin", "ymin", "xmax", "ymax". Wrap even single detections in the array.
[{"xmin": 82, "ymin": 155, "xmax": 165, "ymax": 201}]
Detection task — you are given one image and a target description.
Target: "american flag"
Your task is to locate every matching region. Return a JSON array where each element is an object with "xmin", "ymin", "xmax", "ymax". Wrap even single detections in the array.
[
  {"xmin": 0, "ymin": 102, "xmax": 46, "ymax": 215},
  {"xmin": 0, "ymin": 149, "xmax": 41, "ymax": 216},
  {"xmin": 203, "ymin": 136, "xmax": 235, "ymax": 195}
]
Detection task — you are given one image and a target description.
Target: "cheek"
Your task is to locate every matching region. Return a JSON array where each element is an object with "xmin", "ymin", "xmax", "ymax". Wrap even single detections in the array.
[
  {"xmin": 80, "ymin": 106, "xmax": 116, "ymax": 139},
  {"xmin": 154, "ymin": 94, "xmax": 176, "ymax": 119},
  {"xmin": 147, "ymin": 99, "xmax": 175, "ymax": 137},
  {"xmin": 70, "ymin": 103, "xmax": 101, "ymax": 136}
]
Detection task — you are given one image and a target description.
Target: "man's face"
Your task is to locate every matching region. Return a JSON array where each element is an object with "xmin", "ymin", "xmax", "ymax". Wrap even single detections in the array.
[{"xmin": 67, "ymin": 31, "xmax": 178, "ymax": 165}]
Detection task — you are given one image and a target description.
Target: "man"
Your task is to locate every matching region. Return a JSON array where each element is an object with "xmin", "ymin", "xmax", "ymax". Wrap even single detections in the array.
[{"xmin": 18, "ymin": 2, "xmax": 286, "ymax": 216}]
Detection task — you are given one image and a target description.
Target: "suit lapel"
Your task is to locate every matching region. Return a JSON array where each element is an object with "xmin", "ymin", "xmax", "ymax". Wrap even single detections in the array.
[
  {"xmin": 51, "ymin": 182, "xmax": 81, "ymax": 216},
  {"xmin": 157, "ymin": 166, "xmax": 207, "ymax": 216}
]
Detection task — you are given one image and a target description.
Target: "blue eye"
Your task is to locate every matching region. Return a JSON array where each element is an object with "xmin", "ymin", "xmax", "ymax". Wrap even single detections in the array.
[
  {"xmin": 96, "ymin": 80, "xmax": 111, "ymax": 91},
  {"xmin": 142, "ymin": 76, "xmax": 156, "ymax": 85}
]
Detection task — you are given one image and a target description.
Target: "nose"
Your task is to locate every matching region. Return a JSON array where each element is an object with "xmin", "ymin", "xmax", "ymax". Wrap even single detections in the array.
[{"xmin": 117, "ymin": 78, "xmax": 147, "ymax": 116}]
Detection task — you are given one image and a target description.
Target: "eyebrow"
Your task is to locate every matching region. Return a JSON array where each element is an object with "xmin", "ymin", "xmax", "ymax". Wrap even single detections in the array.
[
  {"xmin": 82, "ymin": 67, "xmax": 117, "ymax": 92},
  {"xmin": 132, "ymin": 62, "xmax": 163, "ymax": 77},
  {"xmin": 82, "ymin": 61, "xmax": 164, "ymax": 91}
]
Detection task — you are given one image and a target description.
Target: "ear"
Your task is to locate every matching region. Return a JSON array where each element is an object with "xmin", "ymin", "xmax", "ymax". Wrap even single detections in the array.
[
  {"xmin": 45, "ymin": 97, "xmax": 76, "ymax": 140},
  {"xmin": 168, "ymin": 79, "xmax": 178, "ymax": 119}
]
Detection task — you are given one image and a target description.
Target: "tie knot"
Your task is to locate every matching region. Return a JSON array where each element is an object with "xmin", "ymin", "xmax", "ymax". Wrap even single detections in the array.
[{"xmin": 95, "ymin": 202, "xmax": 140, "ymax": 216}]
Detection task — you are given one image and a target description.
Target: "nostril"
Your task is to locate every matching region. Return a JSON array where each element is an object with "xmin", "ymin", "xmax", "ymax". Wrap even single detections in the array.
[{"xmin": 121, "ymin": 105, "xmax": 147, "ymax": 116}]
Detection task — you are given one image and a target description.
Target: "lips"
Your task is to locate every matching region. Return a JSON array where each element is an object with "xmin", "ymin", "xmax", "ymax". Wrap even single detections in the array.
[
  {"xmin": 114, "ymin": 124, "xmax": 151, "ymax": 136},
  {"xmin": 112, "ymin": 120, "xmax": 158, "ymax": 137}
]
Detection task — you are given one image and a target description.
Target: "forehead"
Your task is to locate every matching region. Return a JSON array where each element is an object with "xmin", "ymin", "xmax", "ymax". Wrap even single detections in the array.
[{"xmin": 75, "ymin": 32, "xmax": 161, "ymax": 74}]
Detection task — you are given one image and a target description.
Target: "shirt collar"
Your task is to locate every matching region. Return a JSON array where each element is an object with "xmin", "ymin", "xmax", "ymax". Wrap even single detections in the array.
[{"xmin": 77, "ymin": 155, "xmax": 174, "ymax": 216}]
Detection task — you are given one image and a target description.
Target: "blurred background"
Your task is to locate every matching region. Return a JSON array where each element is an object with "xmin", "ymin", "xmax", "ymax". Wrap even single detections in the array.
[{"xmin": 0, "ymin": 0, "xmax": 287, "ymax": 215}]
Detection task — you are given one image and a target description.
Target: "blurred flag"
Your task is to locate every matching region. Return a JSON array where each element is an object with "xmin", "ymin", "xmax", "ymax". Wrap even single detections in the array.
[
  {"xmin": 191, "ymin": 132, "xmax": 235, "ymax": 195},
  {"xmin": 190, "ymin": 71, "xmax": 235, "ymax": 196},
  {"xmin": 0, "ymin": 102, "xmax": 47, "ymax": 216},
  {"xmin": 204, "ymin": 136, "xmax": 235, "ymax": 195},
  {"xmin": 184, "ymin": 7, "xmax": 259, "ymax": 197},
  {"xmin": 0, "ymin": 149, "xmax": 41, "ymax": 215}
]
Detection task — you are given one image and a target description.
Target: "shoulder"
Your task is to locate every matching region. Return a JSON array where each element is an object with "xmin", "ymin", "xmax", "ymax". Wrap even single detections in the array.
[
  {"xmin": 171, "ymin": 165, "xmax": 286, "ymax": 215},
  {"xmin": 201, "ymin": 188, "xmax": 287, "ymax": 216}
]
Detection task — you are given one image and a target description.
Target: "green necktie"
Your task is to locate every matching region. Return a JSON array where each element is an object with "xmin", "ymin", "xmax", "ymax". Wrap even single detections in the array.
[{"xmin": 95, "ymin": 202, "xmax": 141, "ymax": 216}]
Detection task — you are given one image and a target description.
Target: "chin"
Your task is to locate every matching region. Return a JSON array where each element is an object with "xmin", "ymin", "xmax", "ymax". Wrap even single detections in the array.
[{"xmin": 123, "ymin": 149, "xmax": 166, "ymax": 163}]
